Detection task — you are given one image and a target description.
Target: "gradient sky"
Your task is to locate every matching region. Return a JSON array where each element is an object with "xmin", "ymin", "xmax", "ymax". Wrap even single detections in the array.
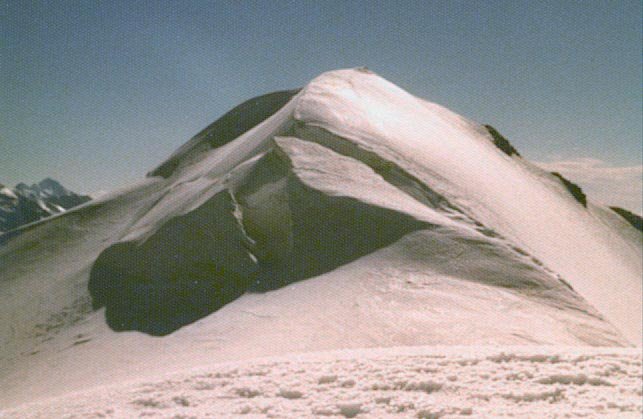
[{"xmin": 2, "ymin": 0, "xmax": 641, "ymax": 197}]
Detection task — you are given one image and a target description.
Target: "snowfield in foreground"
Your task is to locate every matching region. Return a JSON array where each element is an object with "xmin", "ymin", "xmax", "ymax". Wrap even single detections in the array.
[{"xmin": 3, "ymin": 346, "xmax": 641, "ymax": 418}]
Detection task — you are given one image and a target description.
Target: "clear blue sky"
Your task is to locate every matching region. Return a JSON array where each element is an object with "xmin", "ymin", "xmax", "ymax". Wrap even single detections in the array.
[{"xmin": 2, "ymin": 0, "xmax": 641, "ymax": 194}]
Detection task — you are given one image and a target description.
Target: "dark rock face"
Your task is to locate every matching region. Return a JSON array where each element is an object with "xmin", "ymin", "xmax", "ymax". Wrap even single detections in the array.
[
  {"xmin": 550, "ymin": 172, "xmax": 587, "ymax": 207},
  {"xmin": 484, "ymin": 125, "xmax": 521, "ymax": 157},
  {"xmin": 610, "ymin": 207, "xmax": 643, "ymax": 232},
  {"xmin": 0, "ymin": 179, "xmax": 91, "ymax": 233},
  {"xmin": 89, "ymin": 192, "xmax": 257, "ymax": 336}
]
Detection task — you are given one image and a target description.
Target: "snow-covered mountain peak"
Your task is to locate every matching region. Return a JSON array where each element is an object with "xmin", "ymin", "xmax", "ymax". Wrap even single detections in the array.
[
  {"xmin": 296, "ymin": 67, "xmax": 477, "ymax": 135},
  {"xmin": 0, "ymin": 184, "xmax": 18, "ymax": 200},
  {"xmin": 80, "ymin": 69, "xmax": 643, "ymax": 344},
  {"xmin": 0, "ymin": 68, "xmax": 641, "ymax": 408},
  {"xmin": 36, "ymin": 177, "xmax": 70, "ymax": 197},
  {"xmin": 97, "ymin": 68, "xmax": 635, "ymax": 346},
  {"xmin": 291, "ymin": 69, "xmax": 642, "ymax": 344},
  {"xmin": 14, "ymin": 177, "xmax": 72, "ymax": 200},
  {"xmin": 0, "ymin": 178, "xmax": 91, "ymax": 233}
]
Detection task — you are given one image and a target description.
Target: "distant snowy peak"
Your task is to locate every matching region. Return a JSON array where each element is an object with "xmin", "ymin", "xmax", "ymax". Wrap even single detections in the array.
[
  {"xmin": 0, "ymin": 178, "xmax": 91, "ymax": 233},
  {"xmin": 14, "ymin": 177, "xmax": 73, "ymax": 200}
]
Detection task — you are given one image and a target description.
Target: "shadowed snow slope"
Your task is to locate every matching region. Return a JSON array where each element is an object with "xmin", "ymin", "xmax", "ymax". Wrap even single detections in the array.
[{"xmin": 0, "ymin": 68, "xmax": 640, "ymax": 408}]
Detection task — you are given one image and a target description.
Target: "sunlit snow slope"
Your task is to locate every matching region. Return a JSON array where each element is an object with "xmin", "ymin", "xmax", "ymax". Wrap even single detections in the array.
[{"xmin": 0, "ymin": 68, "xmax": 640, "ymax": 408}]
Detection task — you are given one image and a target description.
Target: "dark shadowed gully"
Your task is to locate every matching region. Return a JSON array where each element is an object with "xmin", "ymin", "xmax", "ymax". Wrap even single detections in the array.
[{"xmin": 89, "ymin": 192, "xmax": 256, "ymax": 335}]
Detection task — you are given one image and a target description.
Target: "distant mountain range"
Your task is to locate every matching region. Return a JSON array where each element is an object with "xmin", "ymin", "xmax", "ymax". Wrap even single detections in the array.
[{"xmin": 0, "ymin": 178, "xmax": 91, "ymax": 233}]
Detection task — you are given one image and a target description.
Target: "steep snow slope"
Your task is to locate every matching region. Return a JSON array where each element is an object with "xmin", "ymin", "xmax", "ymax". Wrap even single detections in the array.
[
  {"xmin": 0, "ymin": 68, "xmax": 640, "ymax": 408},
  {"xmin": 293, "ymin": 69, "xmax": 641, "ymax": 344}
]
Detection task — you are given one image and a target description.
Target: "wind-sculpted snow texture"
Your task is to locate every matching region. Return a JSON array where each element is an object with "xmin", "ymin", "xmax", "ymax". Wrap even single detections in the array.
[
  {"xmin": 3, "ymin": 346, "xmax": 641, "ymax": 418},
  {"xmin": 0, "ymin": 68, "xmax": 641, "ymax": 409}
]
